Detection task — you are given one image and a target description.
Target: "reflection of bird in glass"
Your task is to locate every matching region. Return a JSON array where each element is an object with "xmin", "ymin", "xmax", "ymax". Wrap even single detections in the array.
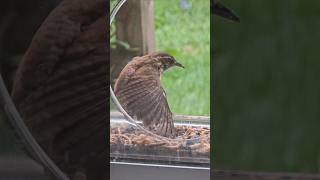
[
  {"xmin": 114, "ymin": 52, "xmax": 184, "ymax": 138},
  {"xmin": 212, "ymin": 0, "xmax": 240, "ymax": 22}
]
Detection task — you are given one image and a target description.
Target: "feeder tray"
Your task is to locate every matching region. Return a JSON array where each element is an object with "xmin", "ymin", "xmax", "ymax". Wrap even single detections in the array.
[{"xmin": 110, "ymin": 112, "xmax": 210, "ymax": 167}]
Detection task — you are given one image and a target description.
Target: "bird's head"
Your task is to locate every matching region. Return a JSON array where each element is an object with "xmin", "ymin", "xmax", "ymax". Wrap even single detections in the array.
[{"xmin": 149, "ymin": 52, "xmax": 184, "ymax": 72}]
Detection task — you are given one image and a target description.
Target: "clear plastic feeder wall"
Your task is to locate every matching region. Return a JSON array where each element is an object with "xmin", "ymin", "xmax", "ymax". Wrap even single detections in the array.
[
  {"xmin": 110, "ymin": 102, "xmax": 210, "ymax": 167},
  {"xmin": 110, "ymin": 0, "xmax": 210, "ymax": 169}
]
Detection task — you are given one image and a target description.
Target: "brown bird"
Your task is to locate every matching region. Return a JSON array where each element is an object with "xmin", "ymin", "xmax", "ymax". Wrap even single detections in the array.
[
  {"xmin": 212, "ymin": 0, "xmax": 240, "ymax": 22},
  {"xmin": 114, "ymin": 52, "xmax": 184, "ymax": 138}
]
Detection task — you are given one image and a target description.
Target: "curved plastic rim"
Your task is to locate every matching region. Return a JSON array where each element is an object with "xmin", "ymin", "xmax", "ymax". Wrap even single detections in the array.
[{"xmin": 0, "ymin": 75, "xmax": 70, "ymax": 180}]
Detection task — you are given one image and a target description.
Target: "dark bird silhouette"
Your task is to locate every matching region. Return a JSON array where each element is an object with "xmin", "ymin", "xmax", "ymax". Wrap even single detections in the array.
[
  {"xmin": 212, "ymin": 0, "xmax": 240, "ymax": 22},
  {"xmin": 11, "ymin": 0, "xmax": 107, "ymax": 179},
  {"xmin": 114, "ymin": 52, "xmax": 184, "ymax": 138}
]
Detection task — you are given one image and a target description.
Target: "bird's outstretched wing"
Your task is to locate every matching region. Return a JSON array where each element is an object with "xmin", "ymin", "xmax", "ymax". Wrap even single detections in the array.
[
  {"xmin": 11, "ymin": 0, "xmax": 107, "ymax": 177},
  {"xmin": 115, "ymin": 69, "xmax": 175, "ymax": 137}
]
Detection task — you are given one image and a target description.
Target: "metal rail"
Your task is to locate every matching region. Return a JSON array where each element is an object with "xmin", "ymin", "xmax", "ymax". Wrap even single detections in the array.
[
  {"xmin": 110, "ymin": 162, "xmax": 209, "ymax": 180},
  {"xmin": 212, "ymin": 169, "xmax": 320, "ymax": 180}
]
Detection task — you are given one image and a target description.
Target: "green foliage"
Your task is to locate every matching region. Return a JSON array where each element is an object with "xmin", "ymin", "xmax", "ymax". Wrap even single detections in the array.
[
  {"xmin": 154, "ymin": 0, "xmax": 210, "ymax": 115},
  {"xmin": 214, "ymin": 0, "xmax": 320, "ymax": 173}
]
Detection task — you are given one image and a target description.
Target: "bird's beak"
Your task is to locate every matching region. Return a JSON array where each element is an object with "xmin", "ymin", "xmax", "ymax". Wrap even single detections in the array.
[
  {"xmin": 175, "ymin": 61, "xmax": 185, "ymax": 68},
  {"xmin": 212, "ymin": 2, "xmax": 240, "ymax": 22}
]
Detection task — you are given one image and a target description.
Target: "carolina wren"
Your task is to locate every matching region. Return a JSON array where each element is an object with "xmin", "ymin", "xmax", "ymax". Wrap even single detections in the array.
[{"xmin": 114, "ymin": 52, "xmax": 184, "ymax": 138}]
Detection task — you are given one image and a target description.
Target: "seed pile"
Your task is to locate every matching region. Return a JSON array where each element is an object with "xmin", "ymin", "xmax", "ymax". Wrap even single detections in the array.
[{"xmin": 110, "ymin": 123, "xmax": 210, "ymax": 160}]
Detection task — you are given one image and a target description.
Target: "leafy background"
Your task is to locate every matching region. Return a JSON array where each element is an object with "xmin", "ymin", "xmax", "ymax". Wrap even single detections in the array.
[
  {"xmin": 214, "ymin": 0, "xmax": 320, "ymax": 173},
  {"xmin": 154, "ymin": 0, "xmax": 210, "ymax": 116}
]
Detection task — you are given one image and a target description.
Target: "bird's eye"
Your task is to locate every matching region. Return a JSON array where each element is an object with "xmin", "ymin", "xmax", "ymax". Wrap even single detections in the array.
[{"xmin": 156, "ymin": 62, "xmax": 163, "ymax": 71}]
